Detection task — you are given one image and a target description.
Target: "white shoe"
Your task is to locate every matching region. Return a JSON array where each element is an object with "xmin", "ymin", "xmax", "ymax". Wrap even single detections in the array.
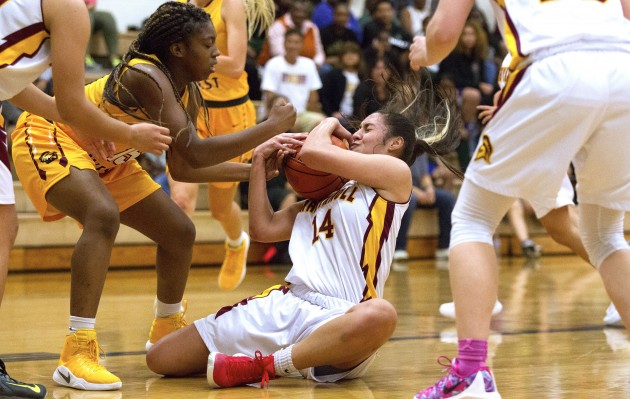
[
  {"xmin": 393, "ymin": 250, "xmax": 408, "ymax": 261},
  {"xmin": 434, "ymin": 248, "xmax": 449, "ymax": 260},
  {"xmin": 439, "ymin": 300, "xmax": 503, "ymax": 319},
  {"xmin": 603, "ymin": 303, "xmax": 623, "ymax": 326}
]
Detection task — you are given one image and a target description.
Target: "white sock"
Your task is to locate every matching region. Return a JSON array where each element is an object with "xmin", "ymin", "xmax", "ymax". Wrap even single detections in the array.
[
  {"xmin": 226, "ymin": 231, "xmax": 246, "ymax": 248},
  {"xmin": 273, "ymin": 345, "xmax": 297, "ymax": 377},
  {"xmin": 155, "ymin": 298, "xmax": 182, "ymax": 318},
  {"xmin": 69, "ymin": 316, "xmax": 95, "ymax": 332}
]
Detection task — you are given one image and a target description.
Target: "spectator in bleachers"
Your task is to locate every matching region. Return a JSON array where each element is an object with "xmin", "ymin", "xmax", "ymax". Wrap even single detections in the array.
[
  {"xmin": 320, "ymin": 42, "xmax": 363, "ymax": 124},
  {"xmin": 437, "ymin": 19, "xmax": 494, "ymax": 169},
  {"xmin": 320, "ymin": 2, "xmax": 360, "ymax": 67},
  {"xmin": 361, "ymin": 0, "xmax": 411, "ymax": 54},
  {"xmin": 361, "ymin": 29, "xmax": 403, "ymax": 75},
  {"xmin": 394, "ymin": 153, "xmax": 457, "ymax": 261},
  {"xmin": 399, "ymin": 0, "xmax": 433, "ymax": 37},
  {"xmin": 352, "ymin": 55, "xmax": 392, "ymax": 118},
  {"xmin": 84, "ymin": 0, "xmax": 121, "ymax": 70},
  {"xmin": 258, "ymin": 0, "xmax": 325, "ymax": 66},
  {"xmin": 313, "ymin": 0, "xmax": 362, "ymax": 43},
  {"xmin": 261, "ymin": 28, "xmax": 325, "ymax": 132}
]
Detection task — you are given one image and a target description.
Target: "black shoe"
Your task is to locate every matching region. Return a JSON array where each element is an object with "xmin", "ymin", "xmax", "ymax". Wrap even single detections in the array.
[{"xmin": 0, "ymin": 358, "xmax": 47, "ymax": 398}]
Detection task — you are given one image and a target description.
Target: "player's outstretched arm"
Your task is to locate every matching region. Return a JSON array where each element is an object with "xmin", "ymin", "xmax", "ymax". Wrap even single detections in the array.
[
  {"xmin": 409, "ymin": 0, "xmax": 474, "ymax": 70},
  {"xmin": 248, "ymin": 134, "xmax": 307, "ymax": 243},
  {"xmin": 33, "ymin": 0, "xmax": 172, "ymax": 155}
]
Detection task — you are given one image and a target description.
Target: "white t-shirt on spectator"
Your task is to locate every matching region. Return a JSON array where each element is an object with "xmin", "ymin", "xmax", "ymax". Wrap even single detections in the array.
[{"xmin": 261, "ymin": 55, "xmax": 322, "ymax": 114}]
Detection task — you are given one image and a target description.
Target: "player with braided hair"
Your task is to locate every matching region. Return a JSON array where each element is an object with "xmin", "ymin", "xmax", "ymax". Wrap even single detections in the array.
[
  {"xmin": 146, "ymin": 76, "xmax": 461, "ymax": 389},
  {"xmin": 169, "ymin": 0, "xmax": 275, "ymax": 292},
  {"xmin": 11, "ymin": 1, "xmax": 295, "ymax": 391}
]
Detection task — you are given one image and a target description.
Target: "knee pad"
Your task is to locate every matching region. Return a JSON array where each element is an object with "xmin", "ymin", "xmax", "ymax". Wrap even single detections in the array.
[
  {"xmin": 450, "ymin": 181, "xmax": 514, "ymax": 247},
  {"xmin": 579, "ymin": 204, "xmax": 629, "ymax": 269}
]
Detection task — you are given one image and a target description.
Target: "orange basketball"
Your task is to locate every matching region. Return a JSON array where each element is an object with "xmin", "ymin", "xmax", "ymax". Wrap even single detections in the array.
[{"xmin": 284, "ymin": 136, "xmax": 348, "ymax": 200}]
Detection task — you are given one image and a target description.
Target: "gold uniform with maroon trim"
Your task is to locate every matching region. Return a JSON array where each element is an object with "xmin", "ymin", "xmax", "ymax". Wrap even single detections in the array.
[
  {"xmin": 286, "ymin": 180, "xmax": 408, "ymax": 303},
  {"xmin": 11, "ymin": 57, "xmax": 181, "ymax": 221},
  {"xmin": 178, "ymin": 0, "xmax": 256, "ymax": 187}
]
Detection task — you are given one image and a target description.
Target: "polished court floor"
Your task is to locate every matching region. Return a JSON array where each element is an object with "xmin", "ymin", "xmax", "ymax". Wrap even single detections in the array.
[{"xmin": 1, "ymin": 254, "xmax": 628, "ymax": 398}]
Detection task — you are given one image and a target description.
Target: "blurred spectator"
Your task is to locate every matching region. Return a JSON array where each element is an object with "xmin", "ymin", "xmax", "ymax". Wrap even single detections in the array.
[
  {"xmin": 394, "ymin": 153, "xmax": 457, "ymax": 261},
  {"xmin": 361, "ymin": 0, "xmax": 411, "ymax": 53},
  {"xmin": 438, "ymin": 19, "xmax": 494, "ymax": 169},
  {"xmin": 261, "ymin": 29, "xmax": 325, "ymax": 132},
  {"xmin": 320, "ymin": 2, "xmax": 360, "ymax": 67},
  {"xmin": 258, "ymin": 0, "xmax": 325, "ymax": 66},
  {"xmin": 399, "ymin": 0, "xmax": 433, "ymax": 37},
  {"xmin": 84, "ymin": 0, "xmax": 120, "ymax": 70},
  {"xmin": 352, "ymin": 55, "xmax": 392, "ymax": 119},
  {"xmin": 313, "ymin": 0, "xmax": 362, "ymax": 43},
  {"xmin": 320, "ymin": 42, "xmax": 363, "ymax": 123}
]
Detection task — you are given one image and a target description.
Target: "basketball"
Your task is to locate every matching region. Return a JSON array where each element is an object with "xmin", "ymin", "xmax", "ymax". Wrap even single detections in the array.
[{"xmin": 284, "ymin": 136, "xmax": 348, "ymax": 200}]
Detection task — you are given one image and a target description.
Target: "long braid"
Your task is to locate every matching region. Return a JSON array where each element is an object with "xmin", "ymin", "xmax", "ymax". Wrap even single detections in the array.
[{"xmin": 102, "ymin": 2, "xmax": 210, "ymax": 128}]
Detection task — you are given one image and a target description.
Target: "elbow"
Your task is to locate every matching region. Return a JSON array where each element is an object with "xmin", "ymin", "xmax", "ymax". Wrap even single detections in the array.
[{"xmin": 248, "ymin": 224, "xmax": 267, "ymax": 243}]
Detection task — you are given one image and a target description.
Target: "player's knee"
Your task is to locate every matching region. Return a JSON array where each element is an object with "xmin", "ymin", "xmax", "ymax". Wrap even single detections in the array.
[
  {"xmin": 84, "ymin": 202, "xmax": 120, "ymax": 239},
  {"xmin": 146, "ymin": 346, "xmax": 168, "ymax": 375},
  {"xmin": 580, "ymin": 227, "xmax": 628, "ymax": 269},
  {"xmin": 170, "ymin": 216, "xmax": 196, "ymax": 249},
  {"xmin": 359, "ymin": 299, "xmax": 397, "ymax": 339},
  {"xmin": 579, "ymin": 204, "xmax": 628, "ymax": 268}
]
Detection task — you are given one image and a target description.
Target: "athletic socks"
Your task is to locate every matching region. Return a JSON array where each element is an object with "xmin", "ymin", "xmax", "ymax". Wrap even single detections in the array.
[
  {"xmin": 69, "ymin": 316, "xmax": 95, "ymax": 332},
  {"xmin": 455, "ymin": 338, "xmax": 488, "ymax": 376},
  {"xmin": 273, "ymin": 345, "xmax": 297, "ymax": 377},
  {"xmin": 155, "ymin": 298, "xmax": 183, "ymax": 318},
  {"xmin": 226, "ymin": 231, "xmax": 246, "ymax": 248}
]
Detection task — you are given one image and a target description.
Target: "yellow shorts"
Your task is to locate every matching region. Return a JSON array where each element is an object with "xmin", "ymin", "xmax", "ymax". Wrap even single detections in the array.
[
  {"xmin": 196, "ymin": 98, "xmax": 256, "ymax": 189},
  {"xmin": 11, "ymin": 113, "xmax": 159, "ymax": 222}
]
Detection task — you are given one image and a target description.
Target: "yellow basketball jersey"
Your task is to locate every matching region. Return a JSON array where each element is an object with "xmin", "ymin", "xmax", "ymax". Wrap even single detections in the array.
[
  {"xmin": 0, "ymin": 0, "xmax": 51, "ymax": 100},
  {"xmin": 61, "ymin": 57, "xmax": 190, "ymax": 173},
  {"xmin": 178, "ymin": 0, "xmax": 249, "ymax": 102}
]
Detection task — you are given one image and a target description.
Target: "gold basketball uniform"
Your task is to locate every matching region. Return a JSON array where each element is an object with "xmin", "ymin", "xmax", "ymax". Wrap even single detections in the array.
[{"xmin": 11, "ymin": 57, "xmax": 185, "ymax": 221}]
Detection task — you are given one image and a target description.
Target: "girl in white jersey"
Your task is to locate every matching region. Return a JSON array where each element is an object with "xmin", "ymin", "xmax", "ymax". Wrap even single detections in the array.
[
  {"xmin": 409, "ymin": 2, "xmax": 630, "ymax": 399},
  {"xmin": 145, "ymin": 76, "xmax": 462, "ymax": 389},
  {"xmin": 0, "ymin": 1, "xmax": 170, "ymax": 397}
]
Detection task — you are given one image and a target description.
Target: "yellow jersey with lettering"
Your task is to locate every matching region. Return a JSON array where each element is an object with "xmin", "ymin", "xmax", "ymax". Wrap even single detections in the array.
[
  {"xmin": 286, "ymin": 180, "xmax": 408, "ymax": 304},
  {"xmin": 0, "ymin": 0, "xmax": 51, "ymax": 100},
  {"xmin": 492, "ymin": 0, "xmax": 630, "ymax": 70},
  {"xmin": 178, "ymin": 0, "xmax": 249, "ymax": 102},
  {"xmin": 58, "ymin": 56, "xmax": 189, "ymax": 174}
]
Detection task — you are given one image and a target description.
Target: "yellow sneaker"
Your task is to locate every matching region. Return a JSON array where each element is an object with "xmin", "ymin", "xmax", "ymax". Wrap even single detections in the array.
[
  {"xmin": 218, "ymin": 233, "xmax": 250, "ymax": 291},
  {"xmin": 53, "ymin": 329, "xmax": 122, "ymax": 391},
  {"xmin": 145, "ymin": 300, "xmax": 188, "ymax": 350}
]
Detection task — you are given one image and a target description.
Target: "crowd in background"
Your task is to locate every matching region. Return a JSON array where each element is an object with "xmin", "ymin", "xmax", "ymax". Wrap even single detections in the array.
[{"xmin": 3, "ymin": 0, "xmax": 549, "ymax": 262}]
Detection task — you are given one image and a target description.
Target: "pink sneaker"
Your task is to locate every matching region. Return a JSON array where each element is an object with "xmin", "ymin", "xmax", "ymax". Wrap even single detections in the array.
[
  {"xmin": 207, "ymin": 351, "xmax": 276, "ymax": 389},
  {"xmin": 414, "ymin": 357, "xmax": 501, "ymax": 399}
]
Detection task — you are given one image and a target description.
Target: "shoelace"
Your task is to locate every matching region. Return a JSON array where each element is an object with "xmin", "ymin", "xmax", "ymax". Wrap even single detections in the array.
[
  {"xmin": 73, "ymin": 336, "xmax": 108, "ymax": 373},
  {"xmin": 254, "ymin": 351, "xmax": 271, "ymax": 389},
  {"xmin": 225, "ymin": 350, "xmax": 271, "ymax": 389}
]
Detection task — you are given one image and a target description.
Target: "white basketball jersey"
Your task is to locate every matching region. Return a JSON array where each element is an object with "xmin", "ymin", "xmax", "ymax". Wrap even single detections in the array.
[
  {"xmin": 286, "ymin": 180, "xmax": 408, "ymax": 304},
  {"xmin": 491, "ymin": 0, "xmax": 630, "ymax": 68},
  {"xmin": 0, "ymin": 0, "xmax": 51, "ymax": 100}
]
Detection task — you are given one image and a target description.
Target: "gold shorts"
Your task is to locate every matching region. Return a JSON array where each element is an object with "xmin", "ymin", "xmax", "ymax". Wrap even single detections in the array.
[
  {"xmin": 11, "ymin": 113, "xmax": 159, "ymax": 221},
  {"xmin": 197, "ymin": 98, "xmax": 256, "ymax": 189}
]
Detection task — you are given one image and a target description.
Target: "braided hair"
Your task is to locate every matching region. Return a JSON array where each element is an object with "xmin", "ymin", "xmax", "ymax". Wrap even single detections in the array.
[{"xmin": 102, "ymin": 2, "xmax": 210, "ymax": 129}]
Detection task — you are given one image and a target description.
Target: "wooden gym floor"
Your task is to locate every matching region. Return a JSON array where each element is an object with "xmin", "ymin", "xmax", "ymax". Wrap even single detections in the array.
[{"xmin": 1, "ymin": 255, "xmax": 628, "ymax": 398}]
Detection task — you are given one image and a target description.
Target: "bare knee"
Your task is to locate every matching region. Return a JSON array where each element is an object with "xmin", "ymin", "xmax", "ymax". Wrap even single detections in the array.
[
  {"xmin": 349, "ymin": 299, "xmax": 397, "ymax": 343},
  {"xmin": 83, "ymin": 202, "xmax": 120, "ymax": 240}
]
